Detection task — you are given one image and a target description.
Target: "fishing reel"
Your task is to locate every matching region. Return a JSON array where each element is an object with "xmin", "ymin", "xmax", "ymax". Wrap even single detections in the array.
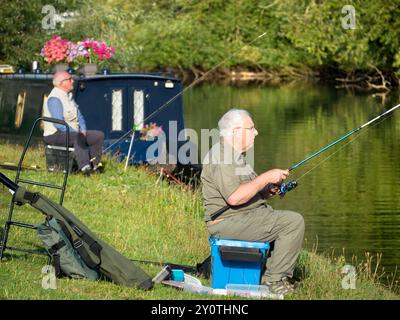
[
  {"xmin": 278, "ymin": 180, "xmax": 298, "ymax": 198},
  {"xmin": 268, "ymin": 180, "xmax": 298, "ymax": 198}
]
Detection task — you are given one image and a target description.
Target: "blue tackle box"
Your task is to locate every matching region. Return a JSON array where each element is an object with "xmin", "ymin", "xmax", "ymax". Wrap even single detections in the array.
[{"xmin": 209, "ymin": 237, "xmax": 270, "ymax": 289}]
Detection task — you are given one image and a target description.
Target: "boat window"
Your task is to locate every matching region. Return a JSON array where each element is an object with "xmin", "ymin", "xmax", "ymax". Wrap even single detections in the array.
[
  {"xmin": 165, "ymin": 80, "xmax": 174, "ymax": 88},
  {"xmin": 15, "ymin": 91, "xmax": 26, "ymax": 129},
  {"xmin": 111, "ymin": 89, "xmax": 123, "ymax": 131},
  {"xmin": 133, "ymin": 90, "xmax": 144, "ymax": 130},
  {"xmin": 40, "ymin": 94, "xmax": 48, "ymax": 131}
]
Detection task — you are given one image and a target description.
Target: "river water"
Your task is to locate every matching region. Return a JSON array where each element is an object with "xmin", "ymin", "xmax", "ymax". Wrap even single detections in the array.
[{"xmin": 183, "ymin": 83, "xmax": 400, "ymax": 282}]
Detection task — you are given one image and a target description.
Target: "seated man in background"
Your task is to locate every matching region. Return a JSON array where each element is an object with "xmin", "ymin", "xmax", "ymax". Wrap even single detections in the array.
[
  {"xmin": 43, "ymin": 71, "xmax": 104, "ymax": 175},
  {"xmin": 201, "ymin": 108, "xmax": 305, "ymax": 295}
]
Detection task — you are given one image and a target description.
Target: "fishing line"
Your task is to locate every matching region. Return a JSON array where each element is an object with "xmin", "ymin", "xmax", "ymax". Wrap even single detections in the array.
[
  {"xmin": 294, "ymin": 112, "xmax": 394, "ymax": 182},
  {"xmin": 122, "ymin": 32, "xmax": 269, "ymax": 169},
  {"xmin": 275, "ymin": 103, "xmax": 400, "ymax": 196},
  {"xmin": 131, "ymin": 31, "xmax": 269, "ymax": 135},
  {"xmin": 98, "ymin": 31, "xmax": 269, "ymax": 164}
]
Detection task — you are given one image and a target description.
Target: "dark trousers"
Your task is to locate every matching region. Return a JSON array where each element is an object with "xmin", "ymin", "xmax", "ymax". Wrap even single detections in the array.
[{"xmin": 44, "ymin": 130, "xmax": 104, "ymax": 170}]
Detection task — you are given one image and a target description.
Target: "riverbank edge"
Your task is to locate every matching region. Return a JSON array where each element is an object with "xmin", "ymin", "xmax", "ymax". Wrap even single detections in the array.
[{"xmin": 146, "ymin": 65, "xmax": 399, "ymax": 93}]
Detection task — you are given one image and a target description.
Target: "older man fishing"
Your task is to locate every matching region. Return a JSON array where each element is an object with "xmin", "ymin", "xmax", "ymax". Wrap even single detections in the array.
[{"xmin": 201, "ymin": 108, "xmax": 305, "ymax": 295}]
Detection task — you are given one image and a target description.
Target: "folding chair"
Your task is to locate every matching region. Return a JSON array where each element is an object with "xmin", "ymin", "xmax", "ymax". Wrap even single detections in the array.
[{"xmin": 0, "ymin": 117, "xmax": 70, "ymax": 259}]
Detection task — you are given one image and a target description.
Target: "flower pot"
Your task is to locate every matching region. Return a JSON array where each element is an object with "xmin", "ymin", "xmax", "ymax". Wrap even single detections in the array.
[
  {"xmin": 52, "ymin": 63, "xmax": 69, "ymax": 73},
  {"xmin": 77, "ymin": 63, "xmax": 98, "ymax": 76}
]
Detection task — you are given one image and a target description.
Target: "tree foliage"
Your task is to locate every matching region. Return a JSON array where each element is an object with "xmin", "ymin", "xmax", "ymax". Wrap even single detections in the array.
[
  {"xmin": 0, "ymin": 0, "xmax": 83, "ymax": 69},
  {"xmin": 1, "ymin": 0, "xmax": 400, "ymax": 80}
]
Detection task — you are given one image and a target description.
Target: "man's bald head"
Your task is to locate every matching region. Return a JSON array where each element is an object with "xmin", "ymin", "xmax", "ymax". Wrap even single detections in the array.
[
  {"xmin": 52, "ymin": 71, "xmax": 74, "ymax": 92},
  {"xmin": 53, "ymin": 71, "xmax": 70, "ymax": 86}
]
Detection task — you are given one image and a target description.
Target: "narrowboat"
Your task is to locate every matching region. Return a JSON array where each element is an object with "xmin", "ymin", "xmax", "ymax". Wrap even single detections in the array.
[{"xmin": 0, "ymin": 71, "xmax": 192, "ymax": 168}]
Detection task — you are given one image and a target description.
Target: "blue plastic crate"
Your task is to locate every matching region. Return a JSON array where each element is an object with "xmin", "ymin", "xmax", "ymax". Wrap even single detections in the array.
[{"xmin": 209, "ymin": 237, "xmax": 270, "ymax": 289}]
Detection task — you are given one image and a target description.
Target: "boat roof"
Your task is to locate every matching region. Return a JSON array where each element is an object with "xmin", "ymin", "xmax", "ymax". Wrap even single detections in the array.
[{"xmin": 0, "ymin": 72, "xmax": 180, "ymax": 82}]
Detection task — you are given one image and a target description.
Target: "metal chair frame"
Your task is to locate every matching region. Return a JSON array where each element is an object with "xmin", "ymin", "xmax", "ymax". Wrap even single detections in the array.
[{"xmin": 0, "ymin": 117, "xmax": 70, "ymax": 259}]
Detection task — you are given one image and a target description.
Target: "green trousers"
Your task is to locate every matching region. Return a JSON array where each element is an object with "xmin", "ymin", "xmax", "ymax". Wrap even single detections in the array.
[{"xmin": 207, "ymin": 205, "xmax": 305, "ymax": 283}]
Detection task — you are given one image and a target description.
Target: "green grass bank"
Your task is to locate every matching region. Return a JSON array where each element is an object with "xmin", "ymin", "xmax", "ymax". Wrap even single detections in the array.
[{"xmin": 0, "ymin": 142, "xmax": 398, "ymax": 300}]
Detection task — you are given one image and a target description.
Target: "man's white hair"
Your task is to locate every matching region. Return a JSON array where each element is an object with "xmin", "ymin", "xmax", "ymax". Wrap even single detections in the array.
[
  {"xmin": 218, "ymin": 108, "xmax": 251, "ymax": 137},
  {"xmin": 52, "ymin": 71, "xmax": 68, "ymax": 86}
]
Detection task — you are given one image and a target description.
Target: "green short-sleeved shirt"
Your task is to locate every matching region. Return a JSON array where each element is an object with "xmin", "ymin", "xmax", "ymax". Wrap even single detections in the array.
[{"xmin": 201, "ymin": 140, "xmax": 266, "ymax": 222}]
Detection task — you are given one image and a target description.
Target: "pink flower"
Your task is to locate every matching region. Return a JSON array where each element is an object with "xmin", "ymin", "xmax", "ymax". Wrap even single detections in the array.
[
  {"xmin": 40, "ymin": 36, "xmax": 116, "ymax": 67},
  {"xmin": 140, "ymin": 123, "xmax": 163, "ymax": 141}
]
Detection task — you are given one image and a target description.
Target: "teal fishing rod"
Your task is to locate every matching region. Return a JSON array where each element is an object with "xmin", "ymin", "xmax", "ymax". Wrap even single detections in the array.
[{"xmin": 277, "ymin": 103, "xmax": 400, "ymax": 197}]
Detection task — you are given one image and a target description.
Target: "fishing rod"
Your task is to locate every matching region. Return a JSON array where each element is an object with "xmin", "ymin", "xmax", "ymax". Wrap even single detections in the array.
[
  {"xmin": 121, "ymin": 31, "xmax": 269, "ymax": 170},
  {"xmin": 97, "ymin": 31, "xmax": 269, "ymax": 170},
  {"xmin": 276, "ymin": 103, "xmax": 400, "ymax": 197}
]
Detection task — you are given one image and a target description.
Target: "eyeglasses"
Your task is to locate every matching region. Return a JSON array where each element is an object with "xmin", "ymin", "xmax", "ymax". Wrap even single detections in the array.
[
  {"xmin": 61, "ymin": 77, "xmax": 73, "ymax": 83},
  {"xmin": 233, "ymin": 126, "xmax": 257, "ymax": 134},
  {"xmin": 242, "ymin": 126, "xmax": 255, "ymax": 131},
  {"xmin": 239, "ymin": 126, "xmax": 256, "ymax": 132}
]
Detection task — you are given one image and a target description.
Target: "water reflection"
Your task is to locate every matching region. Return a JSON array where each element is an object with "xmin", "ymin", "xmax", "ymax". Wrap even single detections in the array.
[{"xmin": 184, "ymin": 84, "xmax": 400, "ymax": 281}]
